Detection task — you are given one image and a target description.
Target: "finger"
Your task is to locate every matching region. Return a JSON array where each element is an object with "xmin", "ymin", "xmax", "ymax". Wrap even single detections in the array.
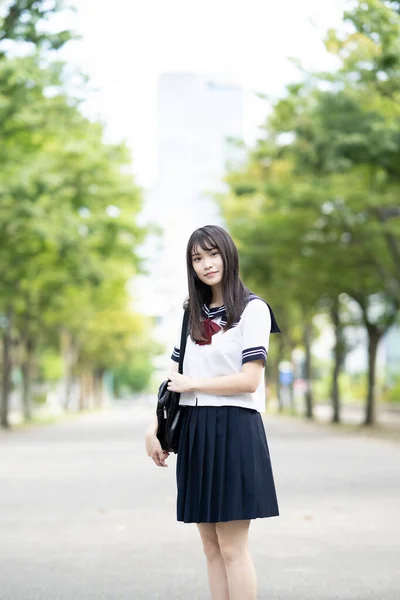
[
  {"xmin": 156, "ymin": 454, "xmax": 166, "ymax": 467},
  {"xmin": 158, "ymin": 451, "xmax": 168, "ymax": 467},
  {"xmin": 150, "ymin": 452, "xmax": 162, "ymax": 466}
]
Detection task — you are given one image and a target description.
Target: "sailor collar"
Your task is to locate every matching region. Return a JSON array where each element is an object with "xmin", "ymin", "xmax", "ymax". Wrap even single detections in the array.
[
  {"xmin": 201, "ymin": 294, "xmax": 281, "ymax": 333},
  {"xmin": 201, "ymin": 303, "xmax": 226, "ymax": 319}
]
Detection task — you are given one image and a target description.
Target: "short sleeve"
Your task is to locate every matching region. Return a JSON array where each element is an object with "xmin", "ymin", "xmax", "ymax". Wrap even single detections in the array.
[
  {"xmin": 171, "ymin": 347, "xmax": 180, "ymax": 363},
  {"xmin": 170, "ymin": 328, "xmax": 181, "ymax": 363},
  {"xmin": 241, "ymin": 299, "xmax": 272, "ymax": 366}
]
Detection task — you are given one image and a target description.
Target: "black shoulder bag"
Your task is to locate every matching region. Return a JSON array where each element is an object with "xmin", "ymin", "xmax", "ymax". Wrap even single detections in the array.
[{"xmin": 156, "ymin": 309, "xmax": 190, "ymax": 453}]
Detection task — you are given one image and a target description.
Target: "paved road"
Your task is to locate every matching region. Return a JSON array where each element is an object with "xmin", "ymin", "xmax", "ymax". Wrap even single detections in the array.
[{"xmin": 0, "ymin": 403, "xmax": 399, "ymax": 600}]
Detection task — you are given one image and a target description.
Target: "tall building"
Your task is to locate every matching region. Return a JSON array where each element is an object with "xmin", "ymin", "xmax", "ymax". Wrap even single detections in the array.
[
  {"xmin": 140, "ymin": 73, "xmax": 244, "ymax": 377},
  {"xmin": 156, "ymin": 73, "xmax": 243, "ymax": 220}
]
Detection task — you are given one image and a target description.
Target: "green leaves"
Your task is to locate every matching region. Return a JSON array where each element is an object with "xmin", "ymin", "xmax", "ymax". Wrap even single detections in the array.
[{"xmin": 0, "ymin": 1, "xmax": 76, "ymax": 56}]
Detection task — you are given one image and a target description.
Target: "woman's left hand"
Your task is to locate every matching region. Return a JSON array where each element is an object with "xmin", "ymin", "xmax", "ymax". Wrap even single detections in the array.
[{"xmin": 167, "ymin": 372, "xmax": 194, "ymax": 393}]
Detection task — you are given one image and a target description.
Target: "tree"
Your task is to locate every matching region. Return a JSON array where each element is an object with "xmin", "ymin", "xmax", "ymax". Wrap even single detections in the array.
[
  {"xmin": 0, "ymin": 3, "xmax": 153, "ymax": 427},
  {"xmin": 219, "ymin": 1, "xmax": 400, "ymax": 426}
]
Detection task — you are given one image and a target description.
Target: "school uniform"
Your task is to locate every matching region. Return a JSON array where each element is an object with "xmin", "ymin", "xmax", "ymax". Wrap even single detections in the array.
[{"xmin": 171, "ymin": 293, "xmax": 280, "ymax": 524}]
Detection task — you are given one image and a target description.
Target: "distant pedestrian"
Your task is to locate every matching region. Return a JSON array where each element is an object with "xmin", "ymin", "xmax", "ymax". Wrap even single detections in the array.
[{"xmin": 145, "ymin": 224, "xmax": 280, "ymax": 600}]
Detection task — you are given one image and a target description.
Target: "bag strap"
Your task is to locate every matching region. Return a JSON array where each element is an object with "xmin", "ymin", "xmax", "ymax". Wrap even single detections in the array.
[{"xmin": 178, "ymin": 309, "xmax": 190, "ymax": 374}]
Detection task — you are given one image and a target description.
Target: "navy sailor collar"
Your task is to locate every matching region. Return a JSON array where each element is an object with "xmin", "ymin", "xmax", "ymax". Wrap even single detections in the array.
[
  {"xmin": 201, "ymin": 294, "xmax": 281, "ymax": 333},
  {"xmin": 202, "ymin": 303, "xmax": 226, "ymax": 319}
]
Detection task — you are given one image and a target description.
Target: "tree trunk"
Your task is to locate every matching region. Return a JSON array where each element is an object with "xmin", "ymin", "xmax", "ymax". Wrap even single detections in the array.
[
  {"xmin": 21, "ymin": 336, "xmax": 35, "ymax": 422},
  {"xmin": 1, "ymin": 306, "xmax": 13, "ymax": 428},
  {"xmin": 276, "ymin": 336, "xmax": 284, "ymax": 412},
  {"xmin": 78, "ymin": 373, "xmax": 85, "ymax": 411},
  {"xmin": 60, "ymin": 330, "xmax": 77, "ymax": 411},
  {"xmin": 349, "ymin": 292, "xmax": 397, "ymax": 427},
  {"xmin": 79, "ymin": 371, "xmax": 94, "ymax": 411},
  {"xmin": 303, "ymin": 319, "xmax": 313, "ymax": 419},
  {"xmin": 94, "ymin": 369, "xmax": 105, "ymax": 408},
  {"xmin": 87, "ymin": 371, "xmax": 94, "ymax": 409},
  {"xmin": 330, "ymin": 298, "xmax": 345, "ymax": 424},
  {"xmin": 365, "ymin": 325, "xmax": 381, "ymax": 426},
  {"xmin": 331, "ymin": 357, "xmax": 341, "ymax": 424}
]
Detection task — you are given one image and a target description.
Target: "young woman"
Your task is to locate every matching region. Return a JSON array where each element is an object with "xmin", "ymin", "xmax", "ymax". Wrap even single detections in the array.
[{"xmin": 145, "ymin": 225, "xmax": 280, "ymax": 600}]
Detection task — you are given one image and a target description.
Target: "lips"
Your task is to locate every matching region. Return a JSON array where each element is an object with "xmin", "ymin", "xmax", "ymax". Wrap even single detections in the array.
[{"xmin": 205, "ymin": 272, "xmax": 218, "ymax": 277}]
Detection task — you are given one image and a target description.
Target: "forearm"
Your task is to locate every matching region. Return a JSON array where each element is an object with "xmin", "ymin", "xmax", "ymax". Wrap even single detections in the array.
[
  {"xmin": 146, "ymin": 415, "xmax": 158, "ymax": 436},
  {"xmin": 192, "ymin": 372, "xmax": 257, "ymax": 396}
]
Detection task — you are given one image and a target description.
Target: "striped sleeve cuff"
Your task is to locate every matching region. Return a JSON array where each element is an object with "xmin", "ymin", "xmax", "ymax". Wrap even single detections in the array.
[
  {"xmin": 242, "ymin": 346, "xmax": 267, "ymax": 366},
  {"xmin": 171, "ymin": 347, "xmax": 180, "ymax": 363}
]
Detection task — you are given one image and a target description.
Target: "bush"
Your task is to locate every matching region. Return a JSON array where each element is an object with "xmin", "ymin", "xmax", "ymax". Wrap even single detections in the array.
[
  {"xmin": 37, "ymin": 349, "xmax": 63, "ymax": 383},
  {"xmin": 33, "ymin": 392, "xmax": 47, "ymax": 406},
  {"xmin": 112, "ymin": 360, "xmax": 153, "ymax": 396},
  {"xmin": 385, "ymin": 377, "xmax": 400, "ymax": 403}
]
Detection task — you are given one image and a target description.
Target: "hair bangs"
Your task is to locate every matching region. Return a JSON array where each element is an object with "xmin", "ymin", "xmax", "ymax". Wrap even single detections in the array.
[{"xmin": 189, "ymin": 231, "xmax": 218, "ymax": 257}]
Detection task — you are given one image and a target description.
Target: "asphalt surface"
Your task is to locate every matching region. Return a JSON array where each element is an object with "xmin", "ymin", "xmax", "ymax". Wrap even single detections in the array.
[{"xmin": 0, "ymin": 402, "xmax": 399, "ymax": 600}]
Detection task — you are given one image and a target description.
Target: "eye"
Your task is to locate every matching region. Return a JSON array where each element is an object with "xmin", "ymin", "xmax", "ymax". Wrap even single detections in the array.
[{"xmin": 211, "ymin": 251, "xmax": 219, "ymax": 256}]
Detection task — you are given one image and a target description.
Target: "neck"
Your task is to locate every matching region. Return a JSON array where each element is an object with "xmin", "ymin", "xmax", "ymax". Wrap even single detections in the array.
[{"xmin": 210, "ymin": 285, "xmax": 223, "ymax": 307}]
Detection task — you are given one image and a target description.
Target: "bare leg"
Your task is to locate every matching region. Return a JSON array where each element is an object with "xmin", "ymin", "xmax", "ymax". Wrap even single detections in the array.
[
  {"xmin": 197, "ymin": 523, "xmax": 229, "ymax": 600},
  {"xmin": 216, "ymin": 520, "xmax": 257, "ymax": 600}
]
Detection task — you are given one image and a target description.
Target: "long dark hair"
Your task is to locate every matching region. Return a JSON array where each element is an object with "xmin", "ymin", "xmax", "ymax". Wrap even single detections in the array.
[{"xmin": 184, "ymin": 225, "xmax": 250, "ymax": 342}]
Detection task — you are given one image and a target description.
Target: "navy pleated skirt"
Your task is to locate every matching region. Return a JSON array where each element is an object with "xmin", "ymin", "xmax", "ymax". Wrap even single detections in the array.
[{"xmin": 176, "ymin": 405, "xmax": 279, "ymax": 523}]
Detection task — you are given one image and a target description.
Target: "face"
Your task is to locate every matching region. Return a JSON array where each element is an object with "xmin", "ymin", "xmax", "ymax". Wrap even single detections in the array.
[{"xmin": 191, "ymin": 245, "xmax": 224, "ymax": 287}]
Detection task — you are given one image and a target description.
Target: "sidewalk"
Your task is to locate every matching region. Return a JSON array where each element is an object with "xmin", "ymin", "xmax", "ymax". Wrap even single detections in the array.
[
  {"xmin": 313, "ymin": 401, "xmax": 400, "ymax": 429},
  {"xmin": 1, "ymin": 402, "xmax": 399, "ymax": 600},
  {"xmin": 269, "ymin": 395, "xmax": 400, "ymax": 430}
]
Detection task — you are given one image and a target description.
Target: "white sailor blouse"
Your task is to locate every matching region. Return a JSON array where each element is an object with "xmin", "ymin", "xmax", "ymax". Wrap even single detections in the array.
[{"xmin": 171, "ymin": 294, "xmax": 280, "ymax": 413}]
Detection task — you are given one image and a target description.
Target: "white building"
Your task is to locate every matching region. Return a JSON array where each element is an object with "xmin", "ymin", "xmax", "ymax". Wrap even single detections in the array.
[{"xmin": 137, "ymin": 73, "xmax": 244, "ymax": 379}]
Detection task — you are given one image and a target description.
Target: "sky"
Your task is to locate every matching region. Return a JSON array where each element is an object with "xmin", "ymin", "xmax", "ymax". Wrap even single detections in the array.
[{"xmin": 59, "ymin": 0, "xmax": 348, "ymax": 188}]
